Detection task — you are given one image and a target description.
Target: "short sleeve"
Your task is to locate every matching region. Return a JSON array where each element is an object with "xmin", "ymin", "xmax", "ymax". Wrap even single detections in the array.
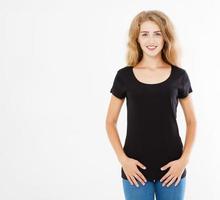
[
  {"xmin": 110, "ymin": 70, "xmax": 126, "ymax": 99},
  {"xmin": 178, "ymin": 70, "xmax": 193, "ymax": 99}
]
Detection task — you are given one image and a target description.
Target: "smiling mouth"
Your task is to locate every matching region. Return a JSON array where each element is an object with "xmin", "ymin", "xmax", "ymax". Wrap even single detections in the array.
[{"xmin": 146, "ymin": 45, "xmax": 157, "ymax": 51}]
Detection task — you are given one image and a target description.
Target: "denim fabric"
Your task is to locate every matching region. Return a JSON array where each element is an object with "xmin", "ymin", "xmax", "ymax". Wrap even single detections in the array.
[{"xmin": 122, "ymin": 176, "xmax": 186, "ymax": 200}]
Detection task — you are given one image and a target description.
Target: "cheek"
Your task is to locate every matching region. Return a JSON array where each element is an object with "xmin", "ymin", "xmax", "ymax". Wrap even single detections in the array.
[
  {"xmin": 157, "ymin": 38, "xmax": 164, "ymax": 46},
  {"xmin": 138, "ymin": 38, "xmax": 145, "ymax": 46}
]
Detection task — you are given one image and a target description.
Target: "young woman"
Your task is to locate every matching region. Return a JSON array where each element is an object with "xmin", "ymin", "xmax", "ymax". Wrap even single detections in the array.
[{"xmin": 105, "ymin": 10, "xmax": 197, "ymax": 200}]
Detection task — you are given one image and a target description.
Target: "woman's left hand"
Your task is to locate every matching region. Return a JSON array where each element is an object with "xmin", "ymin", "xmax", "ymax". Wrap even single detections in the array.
[{"xmin": 160, "ymin": 158, "xmax": 188, "ymax": 187}]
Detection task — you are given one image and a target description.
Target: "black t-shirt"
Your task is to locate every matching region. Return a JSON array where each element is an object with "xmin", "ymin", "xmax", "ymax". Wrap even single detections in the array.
[{"xmin": 110, "ymin": 65, "xmax": 193, "ymax": 181}]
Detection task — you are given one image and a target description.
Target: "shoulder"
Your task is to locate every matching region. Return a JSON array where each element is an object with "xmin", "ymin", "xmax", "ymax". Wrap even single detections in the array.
[
  {"xmin": 117, "ymin": 66, "xmax": 131, "ymax": 73},
  {"xmin": 173, "ymin": 65, "xmax": 186, "ymax": 74},
  {"xmin": 114, "ymin": 66, "xmax": 131, "ymax": 78},
  {"xmin": 172, "ymin": 65, "xmax": 193, "ymax": 88},
  {"xmin": 172, "ymin": 65, "xmax": 189, "ymax": 79}
]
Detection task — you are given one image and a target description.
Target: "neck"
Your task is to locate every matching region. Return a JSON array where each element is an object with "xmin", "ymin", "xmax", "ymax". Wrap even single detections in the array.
[{"xmin": 138, "ymin": 52, "xmax": 167, "ymax": 69}]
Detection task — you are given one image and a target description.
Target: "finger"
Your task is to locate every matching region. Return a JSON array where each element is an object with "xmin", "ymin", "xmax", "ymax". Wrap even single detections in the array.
[
  {"xmin": 166, "ymin": 177, "xmax": 177, "ymax": 187},
  {"xmin": 162, "ymin": 174, "xmax": 173, "ymax": 186},
  {"xmin": 136, "ymin": 161, "xmax": 147, "ymax": 170},
  {"xmin": 174, "ymin": 176, "xmax": 181, "ymax": 187},
  {"xmin": 134, "ymin": 173, "xmax": 146, "ymax": 186},
  {"xmin": 126, "ymin": 175, "xmax": 134, "ymax": 186},
  {"xmin": 130, "ymin": 175, "xmax": 139, "ymax": 187},
  {"xmin": 160, "ymin": 171, "xmax": 172, "ymax": 182},
  {"xmin": 161, "ymin": 162, "xmax": 171, "ymax": 171},
  {"xmin": 136, "ymin": 170, "xmax": 147, "ymax": 183}
]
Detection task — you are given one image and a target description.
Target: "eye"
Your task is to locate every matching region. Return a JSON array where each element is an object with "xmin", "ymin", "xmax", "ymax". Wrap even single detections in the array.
[
  {"xmin": 155, "ymin": 32, "xmax": 161, "ymax": 36},
  {"xmin": 142, "ymin": 33, "xmax": 148, "ymax": 36}
]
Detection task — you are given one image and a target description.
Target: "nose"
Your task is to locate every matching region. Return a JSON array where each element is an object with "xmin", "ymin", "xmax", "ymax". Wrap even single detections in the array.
[{"xmin": 147, "ymin": 36, "xmax": 156, "ymax": 44}]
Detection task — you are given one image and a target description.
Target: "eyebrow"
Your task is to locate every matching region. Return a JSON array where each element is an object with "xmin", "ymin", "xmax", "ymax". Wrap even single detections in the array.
[{"xmin": 140, "ymin": 31, "xmax": 161, "ymax": 33}]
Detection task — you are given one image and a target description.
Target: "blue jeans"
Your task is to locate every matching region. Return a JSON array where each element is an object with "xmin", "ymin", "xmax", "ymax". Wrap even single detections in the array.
[{"xmin": 122, "ymin": 176, "xmax": 186, "ymax": 200}]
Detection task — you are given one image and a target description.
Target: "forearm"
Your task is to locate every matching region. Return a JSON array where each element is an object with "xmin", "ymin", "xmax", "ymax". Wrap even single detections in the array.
[
  {"xmin": 180, "ymin": 120, "xmax": 197, "ymax": 163},
  {"xmin": 106, "ymin": 122, "xmax": 128, "ymax": 165}
]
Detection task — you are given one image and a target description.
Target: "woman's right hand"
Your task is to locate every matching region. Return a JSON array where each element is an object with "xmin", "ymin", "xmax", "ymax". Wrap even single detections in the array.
[{"xmin": 120, "ymin": 156, "xmax": 147, "ymax": 187}]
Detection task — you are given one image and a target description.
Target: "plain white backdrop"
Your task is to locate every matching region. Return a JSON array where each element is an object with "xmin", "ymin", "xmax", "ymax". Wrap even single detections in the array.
[{"xmin": 0, "ymin": 0, "xmax": 220, "ymax": 199}]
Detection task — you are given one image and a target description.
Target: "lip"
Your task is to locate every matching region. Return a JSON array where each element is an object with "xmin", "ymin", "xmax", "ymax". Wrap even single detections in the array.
[{"xmin": 146, "ymin": 46, "xmax": 157, "ymax": 51}]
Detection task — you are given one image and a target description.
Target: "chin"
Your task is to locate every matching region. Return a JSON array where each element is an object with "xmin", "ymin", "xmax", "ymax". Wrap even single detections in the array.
[{"xmin": 143, "ymin": 51, "xmax": 161, "ymax": 57}]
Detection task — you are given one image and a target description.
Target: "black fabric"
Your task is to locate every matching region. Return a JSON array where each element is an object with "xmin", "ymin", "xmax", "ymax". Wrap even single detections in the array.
[
  {"xmin": 110, "ymin": 65, "xmax": 193, "ymax": 181},
  {"xmin": 110, "ymin": 70, "xmax": 127, "ymax": 99}
]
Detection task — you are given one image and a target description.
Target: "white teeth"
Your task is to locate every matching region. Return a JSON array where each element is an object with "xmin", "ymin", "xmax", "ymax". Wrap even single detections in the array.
[{"xmin": 147, "ymin": 46, "xmax": 157, "ymax": 49}]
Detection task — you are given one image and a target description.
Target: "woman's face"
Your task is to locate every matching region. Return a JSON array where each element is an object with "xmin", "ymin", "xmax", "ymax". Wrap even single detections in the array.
[{"xmin": 137, "ymin": 20, "xmax": 164, "ymax": 57}]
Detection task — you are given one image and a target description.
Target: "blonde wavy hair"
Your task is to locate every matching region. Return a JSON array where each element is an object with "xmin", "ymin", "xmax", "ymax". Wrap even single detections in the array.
[{"xmin": 126, "ymin": 10, "xmax": 181, "ymax": 67}]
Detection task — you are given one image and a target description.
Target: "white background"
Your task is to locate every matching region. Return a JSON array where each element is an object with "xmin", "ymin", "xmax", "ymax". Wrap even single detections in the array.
[{"xmin": 0, "ymin": 0, "xmax": 219, "ymax": 199}]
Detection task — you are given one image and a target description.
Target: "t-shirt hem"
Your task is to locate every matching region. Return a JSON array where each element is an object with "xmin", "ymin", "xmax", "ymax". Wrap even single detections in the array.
[{"xmin": 121, "ymin": 168, "xmax": 187, "ymax": 182}]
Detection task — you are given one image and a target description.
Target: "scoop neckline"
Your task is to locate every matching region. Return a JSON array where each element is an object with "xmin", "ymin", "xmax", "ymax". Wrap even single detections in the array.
[{"xmin": 130, "ymin": 65, "xmax": 174, "ymax": 86}]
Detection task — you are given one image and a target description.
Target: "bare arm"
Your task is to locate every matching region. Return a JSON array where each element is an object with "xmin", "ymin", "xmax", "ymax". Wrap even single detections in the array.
[
  {"xmin": 179, "ymin": 94, "xmax": 197, "ymax": 164},
  {"xmin": 105, "ymin": 95, "xmax": 127, "ymax": 165},
  {"xmin": 105, "ymin": 94, "xmax": 147, "ymax": 186}
]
